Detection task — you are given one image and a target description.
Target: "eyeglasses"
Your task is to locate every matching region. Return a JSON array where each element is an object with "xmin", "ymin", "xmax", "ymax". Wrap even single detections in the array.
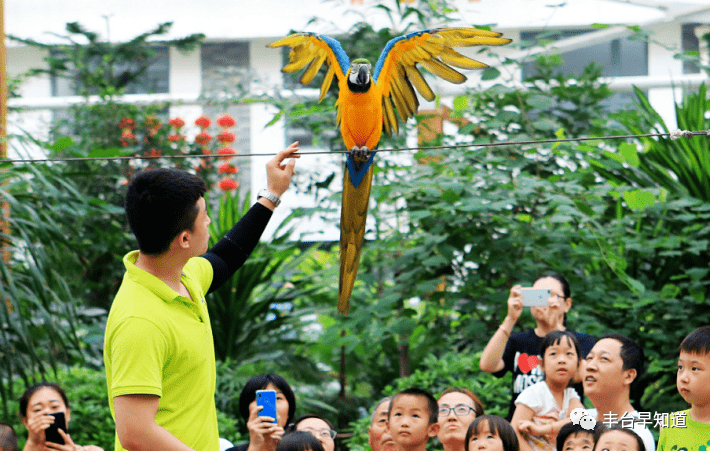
[
  {"xmin": 438, "ymin": 404, "xmax": 475, "ymax": 417},
  {"xmin": 301, "ymin": 427, "xmax": 337, "ymax": 440}
]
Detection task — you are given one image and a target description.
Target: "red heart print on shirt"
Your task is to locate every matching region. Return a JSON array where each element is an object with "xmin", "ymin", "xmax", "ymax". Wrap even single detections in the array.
[{"xmin": 518, "ymin": 353, "xmax": 539, "ymax": 373}]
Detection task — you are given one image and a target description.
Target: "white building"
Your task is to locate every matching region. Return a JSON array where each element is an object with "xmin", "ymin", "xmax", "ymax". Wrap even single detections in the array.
[{"xmin": 6, "ymin": 0, "xmax": 710, "ymax": 238}]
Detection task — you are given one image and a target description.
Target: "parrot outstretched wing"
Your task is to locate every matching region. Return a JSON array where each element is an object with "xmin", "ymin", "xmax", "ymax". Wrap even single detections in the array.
[
  {"xmin": 267, "ymin": 32, "xmax": 350, "ymax": 102},
  {"xmin": 372, "ymin": 27, "xmax": 511, "ymax": 136}
]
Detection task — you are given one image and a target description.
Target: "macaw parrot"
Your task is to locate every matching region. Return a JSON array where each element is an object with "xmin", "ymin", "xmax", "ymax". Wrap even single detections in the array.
[{"xmin": 269, "ymin": 27, "xmax": 510, "ymax": 314}]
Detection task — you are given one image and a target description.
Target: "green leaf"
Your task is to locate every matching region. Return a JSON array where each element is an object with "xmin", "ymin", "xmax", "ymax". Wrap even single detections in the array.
[
  {"xmin": 623, "ymin": 189, "xmax": 656, "ymax": 210},
  {"xmin": 552, "ymin": 127, "xmax": 567, "ymax": 150},
  {"xmin": 481, "ymin": 67, "xmax": 501, "ymax": 81},
  {"xmin": 49, "ymin": 137, "xmax": 75, "ymax": 152},
  {"xmin": 619, "ymin": 143, "xmax": 640, "ymax": 167},
  {"xmin": 532, "ymin": 118, "xmax": 559, "ymax": 131},
  {"xmin": 573, "ymin": 200, "xmax": 595, "ymax": 217},
  {"xmin": 87, "ymin": 147, "xmax": 133, "ymax": 158},
  {"xmin": 453, "ymin": 95, "xmax": 469, "ymax": 112},
  {"xmin": 591, "ymin": 24, "xmax": 611, "ymax": 29},
  {"xmin": 526, "ymin": 94, "xmax": 555, "ymax": 109}
]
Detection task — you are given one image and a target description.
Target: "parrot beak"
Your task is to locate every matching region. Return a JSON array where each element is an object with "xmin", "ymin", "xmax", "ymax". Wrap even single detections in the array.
[{"xmin": 357, "ymin": 65, "xmax": 370, "ymax": 86}]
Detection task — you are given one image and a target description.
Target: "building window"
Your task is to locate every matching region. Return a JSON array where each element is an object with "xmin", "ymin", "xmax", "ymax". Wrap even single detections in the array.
[
  {"xmin": 682, "ymin": 23, "xmax": 703, "ymax": 75},
  {"xmin": 521, "ymin": 29, "xmax": 648, "ymax": 78},
  {"xmin": 51, "ymin": 46, "xmax": 170, "ymax": 96}
]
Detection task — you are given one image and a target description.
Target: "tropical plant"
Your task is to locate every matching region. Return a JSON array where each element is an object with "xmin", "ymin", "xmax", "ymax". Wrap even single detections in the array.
[
  {"xmin": 589, "ymin": 84, "xmax": 710, "ymax": 201},
  {"xmin": 0, "ymin": 159, "xmax": 111, "ymax": 417},
  {"xmin": 206, "ymin": 190, "xmax": 318, "ymax": 363}
]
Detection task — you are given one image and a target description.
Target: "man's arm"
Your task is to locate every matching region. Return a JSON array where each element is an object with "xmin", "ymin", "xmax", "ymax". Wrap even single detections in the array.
[
  {"xmin": 203, "ymin": 143, "xmax": 299, "ymax": 294},
  {"xmin": 114, "ymin": 395, "xmax": 195, "ymax": 451}
]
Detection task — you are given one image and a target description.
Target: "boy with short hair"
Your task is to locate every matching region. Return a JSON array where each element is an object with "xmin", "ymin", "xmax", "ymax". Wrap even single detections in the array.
[
  {"xmin": 657, "ymin": 326, "xmax": 710, "ymax": 451},
  {"xmin": 388, "ymin": 388, "xmax": 440, "ymax": 451}
]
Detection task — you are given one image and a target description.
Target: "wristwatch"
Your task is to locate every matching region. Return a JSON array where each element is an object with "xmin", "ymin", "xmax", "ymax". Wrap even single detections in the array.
[{"xmin": 257, "ymin": 189, "xmax": 281, "ymax": 207}]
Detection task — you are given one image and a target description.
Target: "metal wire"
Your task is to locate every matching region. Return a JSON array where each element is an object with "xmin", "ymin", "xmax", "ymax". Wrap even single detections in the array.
[{"xmin": 1, "ymin": 129, "xmax": 707, "ymax": 164}]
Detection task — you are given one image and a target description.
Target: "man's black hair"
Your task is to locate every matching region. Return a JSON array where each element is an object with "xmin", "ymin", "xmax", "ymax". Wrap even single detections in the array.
[
  {"xmin": 125, "ymin": 168, "xmax": 207, "ymax": 255},
  {"xmin": 389, "ymin": 387, "xmax": 439, "ymax": 425},
  {"xmin": 601, "ymin": 333, "xmax": 646, "ymax": 407}
]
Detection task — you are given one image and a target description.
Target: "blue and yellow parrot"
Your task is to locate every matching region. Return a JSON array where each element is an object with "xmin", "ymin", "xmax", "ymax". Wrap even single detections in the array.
[{"xmin": 269, "ymin": 27, "xmax": 510, "ymax": 314}]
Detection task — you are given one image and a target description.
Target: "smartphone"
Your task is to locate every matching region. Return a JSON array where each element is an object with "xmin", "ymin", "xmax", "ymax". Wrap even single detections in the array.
[
  {"xmin": 44, "ymin": 412, "xmax": 66, "ymax": 445},
  {"xmin": 520, "ymin": 288, "xmax": 551, "ymax": 307},
  {"xmin": 256, "ymin": 390, "xmax": 277, "ymax": 423}
]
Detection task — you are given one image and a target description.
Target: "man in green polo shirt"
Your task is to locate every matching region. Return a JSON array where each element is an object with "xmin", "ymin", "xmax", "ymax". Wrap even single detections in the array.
[{"xmin": 104, "ymin": 143, "xmax": 299, "ymax": 451}]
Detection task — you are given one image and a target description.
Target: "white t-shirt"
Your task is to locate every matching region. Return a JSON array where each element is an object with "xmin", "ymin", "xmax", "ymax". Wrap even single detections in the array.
[
  {"xmin": 585, "ymin": 408, "xmax": 656, "ymax": 451},
  {"xmin": 515, "ymin": 382, "xmax": 580, "ymax": 451},
  {"xmin": 516, "ymin": 381, "xmax": 580, "ymax": 418}
]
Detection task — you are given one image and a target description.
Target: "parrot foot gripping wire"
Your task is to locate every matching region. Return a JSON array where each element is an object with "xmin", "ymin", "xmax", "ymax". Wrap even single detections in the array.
[{"xmin": 348, "ymin": 146, "xmax": 373, "ymax": 171}]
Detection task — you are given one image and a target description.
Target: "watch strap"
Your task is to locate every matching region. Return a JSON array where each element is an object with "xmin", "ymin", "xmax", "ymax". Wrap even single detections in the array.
[{"xmin": 257, "ymin": 189, "xmax": 281, "ymax": 207}]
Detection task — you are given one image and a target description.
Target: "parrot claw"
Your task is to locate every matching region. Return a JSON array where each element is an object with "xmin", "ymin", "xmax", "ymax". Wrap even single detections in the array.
[{"xmin": 349, "ymin": 146, "xmax": 372, "ymax": 171}]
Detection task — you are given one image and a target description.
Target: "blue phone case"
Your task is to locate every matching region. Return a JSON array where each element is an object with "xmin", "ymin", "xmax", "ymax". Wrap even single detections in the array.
[{"xmin": 256, "ymin": 390, "xmax": 277, "ymax": 422}]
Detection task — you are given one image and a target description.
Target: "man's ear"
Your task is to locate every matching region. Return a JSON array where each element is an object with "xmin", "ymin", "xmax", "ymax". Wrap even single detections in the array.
[
  {"xmin": 623, "ymin": 368, "xmax": 637, "ymax": 386},
  {"xmin": 173, "ymin": 230, "xmax": 191, "ymax": 250},
  {"xmin": 428, "ymin": 422, "xmax": 440, "ymax": 437}
]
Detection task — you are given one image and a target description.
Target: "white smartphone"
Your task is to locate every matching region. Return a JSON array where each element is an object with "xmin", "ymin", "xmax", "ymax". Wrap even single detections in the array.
[{"xmin": 520, "ymin": 288, "xmax": 551, "ymax": 307}]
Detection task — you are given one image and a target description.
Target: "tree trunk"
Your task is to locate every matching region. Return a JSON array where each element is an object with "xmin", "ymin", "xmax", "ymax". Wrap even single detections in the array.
[{"xmin": 398, "ymin": 342, "xmax": 410, "ymax": 378}]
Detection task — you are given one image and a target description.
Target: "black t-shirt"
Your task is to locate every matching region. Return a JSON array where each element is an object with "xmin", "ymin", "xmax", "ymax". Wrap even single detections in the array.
[{"xmin": 492, "ymin": 329, "xmax": 596, "ymax": 420}]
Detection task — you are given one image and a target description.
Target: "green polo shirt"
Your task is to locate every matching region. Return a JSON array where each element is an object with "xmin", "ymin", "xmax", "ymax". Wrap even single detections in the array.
[
  {"xmin": 104, "ymin": 251, "xmax": 218, "ymax": 451},
  {"xmin": 657, "ymin": 410, "xmax": 710, "ymax": 451}
]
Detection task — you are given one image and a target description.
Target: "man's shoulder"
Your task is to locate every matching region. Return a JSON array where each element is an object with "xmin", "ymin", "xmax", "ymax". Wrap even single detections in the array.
[{"xmin": 185, "ymin": 255, "xmax": 211, "ymax": 277}]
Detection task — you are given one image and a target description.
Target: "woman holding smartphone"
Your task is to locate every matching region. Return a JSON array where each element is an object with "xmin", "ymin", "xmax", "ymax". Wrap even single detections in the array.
[
  {"xmin": 226, "ymin": 374, "xmax": 296, "ymax": 451},
  {"xmin": 478, "ymin": 272, "xmax": 596, "ymax": 421},
  {"xmin": 20, "ymin": 382, "xmax": 104, "ymax": 451}
]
